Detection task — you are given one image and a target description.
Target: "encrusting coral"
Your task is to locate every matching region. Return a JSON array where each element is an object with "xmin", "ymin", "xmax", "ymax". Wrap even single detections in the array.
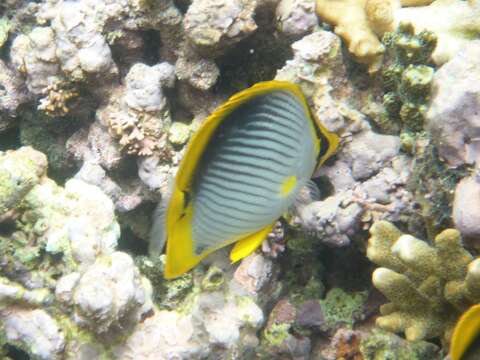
[
  {"xmin": 100, "ymin": 62, "xmax": 176, "ymax": 157},
  {"xmin": 0, "ymin": 146, "xmax": 153, "ymax": 359},
  {"xmin": 0, "ymin": 145, "xmax": 275, "ymax": 359},
  {"xmin": 319, "ymin": 328, "xmax": 440, "ymax": 359},
  {"xmin": 183, "ymin": 0, "xmax": 257, "ymax": 57},
  {"xmin": 367, "ymin": 220, "xmax": 480, "ymax": 342},
  {"xmin": 426, "ymin": 40, "xmax": 480, "ymax": 168}
]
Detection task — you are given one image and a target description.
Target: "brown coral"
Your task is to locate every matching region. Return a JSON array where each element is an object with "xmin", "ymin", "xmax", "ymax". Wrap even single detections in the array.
[
  {"xmin": 38, "ymin": 81, "xmax": 78, "ymax": 117},
  {"xmin": 315, "ymin": 0, "xmax": 434, "ymax": 71},
  {"xmin": 107, "ymin": 109, "xmax": 169, "ymax": 157}
]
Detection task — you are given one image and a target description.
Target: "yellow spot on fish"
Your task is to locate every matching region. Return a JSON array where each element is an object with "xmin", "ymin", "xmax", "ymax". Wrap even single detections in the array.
[{"xmin": 280, "ymin": 176, "xmax": 297, "ymax": 196}]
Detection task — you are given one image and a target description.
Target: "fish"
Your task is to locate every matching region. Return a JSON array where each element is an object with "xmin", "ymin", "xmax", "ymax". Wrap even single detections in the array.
[
  {"xmin": 450, "ymin": 304, "xmax": 480, "ymax": 360},
  {"xmin": 150, "ymin": 80, "xmax": 339, "ymax": 279}
]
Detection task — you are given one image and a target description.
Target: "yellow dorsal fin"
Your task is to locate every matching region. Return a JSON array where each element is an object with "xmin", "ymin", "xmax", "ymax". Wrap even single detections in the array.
[
  {"xmin": 230, "ymin": 224, "xmax": 275, "ymax": 263},
  {"xmin": 450, "ymin": 304, "xmax": 480, "ymax": 360}
]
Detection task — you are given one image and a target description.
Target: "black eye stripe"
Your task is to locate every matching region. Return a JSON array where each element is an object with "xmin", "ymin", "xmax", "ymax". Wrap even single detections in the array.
[
  {"xmin": 310, "ymin": 113, "xmax": 331, "ymax": 164},
  {"xmin": 318, "ymin": 129, "xmax": 330, "ymax": 159}
]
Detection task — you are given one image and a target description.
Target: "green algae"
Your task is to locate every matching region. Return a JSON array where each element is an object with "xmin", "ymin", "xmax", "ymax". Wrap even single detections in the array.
[
  {"xmin": 360, "ymin": 329, "xmax": 442, "ymax": 360},
  {"xmin": 19, "ymin": 110, "xmax": 81, "ymax": 182},
  {"xmin": 263, "ymin": 323, "xmax": 291, "ymax": 347},
  {"xmin": 281, "ymin": 230, "xmax": 326, "ymax": 306},
  {"xmin": 201, "ymin": 266, "xmax": 224, "ymax": 292},
  {"xmin": 319, "ymin": 288, "xmax": 368, "ymax": 330},
  {"xmin": 407, "ymin": 135, "xmax": 469, "ymax": 238},
  {"xmin": 136, "ymin": 255, "xmax": 194, "ymax": 310}
]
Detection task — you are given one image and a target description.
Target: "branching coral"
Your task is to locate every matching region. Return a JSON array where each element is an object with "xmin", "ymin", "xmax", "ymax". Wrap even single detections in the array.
[
  {"xmin": 315, "ymin": 0, "xmax": 397, "ymax": 72},
  {"xmin": 367, "ymin": 220, "xmax": 480, "ymax": 342},
  {"xmin": 315, "ymin": 0, "xmax": 435, "ymax": 71},
  {"xmin": 38, "ymin": 81, "xmax": 78, "ymax": 117},
  {"xmin": 108, "ymin": 110, "xmax": 166, "ymax": 156}
]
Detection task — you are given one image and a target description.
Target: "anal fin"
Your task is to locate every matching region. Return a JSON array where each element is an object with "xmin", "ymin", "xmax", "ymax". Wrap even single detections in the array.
[{"xmin": 229, "ymin": 224, "xmax": 275, "ymax": 263}]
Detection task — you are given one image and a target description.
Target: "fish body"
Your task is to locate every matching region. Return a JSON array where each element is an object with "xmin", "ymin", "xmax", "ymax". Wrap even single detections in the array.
[{"xmin": 151, "ymin": 81, "xmax": 339, "ymax": 279}]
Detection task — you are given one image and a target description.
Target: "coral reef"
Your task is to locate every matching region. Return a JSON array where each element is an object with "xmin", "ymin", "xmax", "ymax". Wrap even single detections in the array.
[
  {"xmin": 0, "ymin": 147, "xmax": 151, "ymax": 358},
  {"xmin": 275, "ymin": 29, "xmax": 414, "ymax": 248},
  {"xmin": 0, "ymin": 17, "xmax": 12, "ymax": 48},
  {"xmin": 276, "ymin": 0, "xmax": 318, "ymax": 39},
  {"xmin": 0, "ymin": 60, "xmax": 30, "ymax": 124},
  {"xmin": 406, "ymin": 135, "xmax": 468, "ymax": 238},
  {"xmin": 426, "ymin": 40, "xmax": 480, "ymax": 168},
  {"xmin": 367, "ymin": 220, "xmax": 480, "ymax": 342},
  {"xmin": 10, "ymin": 26, "xmax": 64, "ymax": 95},
  {"xmin": 379, "ymin": 22, "xmax": 436, "ymax": 133},
  {"xmin": 299, "ymin": 124, "xmax": 413, "ymax": 247},
  {"xmin": 102, "ymin": 62, "xmax": 175, "ymax": 156},
  {"xmin": 315, "ymin": 0, "xmax": 477, "ymax": 70},
  {"xmin": 315, "ymin": 0, "xmax": 398, "ymax": 72},
  {"xmin": 175, "ymin": 46, "xmax": 220, "ymax": 90},
  {"xmin": 319, "ymin": 328, "xmax": 440, "ymax": 359},
  {"xmin": 18, "ymin": 110, "xmax": 83, "ymax": 181},
  {"xmin": 0, "ymin": 146, "xmax": 274, "ymax": 359},
  {"xmin": 394, "ymin": 0, "xmax": 480, "ymax": 65},
  {"xmin": 117, "ymin": 252, "xmax": 276, "ymax": 359},
  {"xmin": 2, "ymin": 0, "xmax": 477, "ymax": 358},
  {"xmin": 453, "ymin": 174, "xmax": 480, "ymax": 242},
  {"xmin": 183, "ymin": 0, "xmax": 257, "ymax": 57},
  {"xmin": 37, "ymin": 81, "xmax": 79, "ymax": 117},
  {"xmin": 1, "ymin": 308, "xmax": 66, "ymax": 360},
  {"xmin": 261, "ymin": 299, "xmax": 312, "ymax": 358}
]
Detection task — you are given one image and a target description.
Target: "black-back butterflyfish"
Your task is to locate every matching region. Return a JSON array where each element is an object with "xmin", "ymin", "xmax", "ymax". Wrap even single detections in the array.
[
  {"xmin": 450, "ymin": 304, "xmax": 480, "ymax": 360},
  {"xmin": 151, "ymin": 80, "xmax": 339, "ymax": 279}
]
